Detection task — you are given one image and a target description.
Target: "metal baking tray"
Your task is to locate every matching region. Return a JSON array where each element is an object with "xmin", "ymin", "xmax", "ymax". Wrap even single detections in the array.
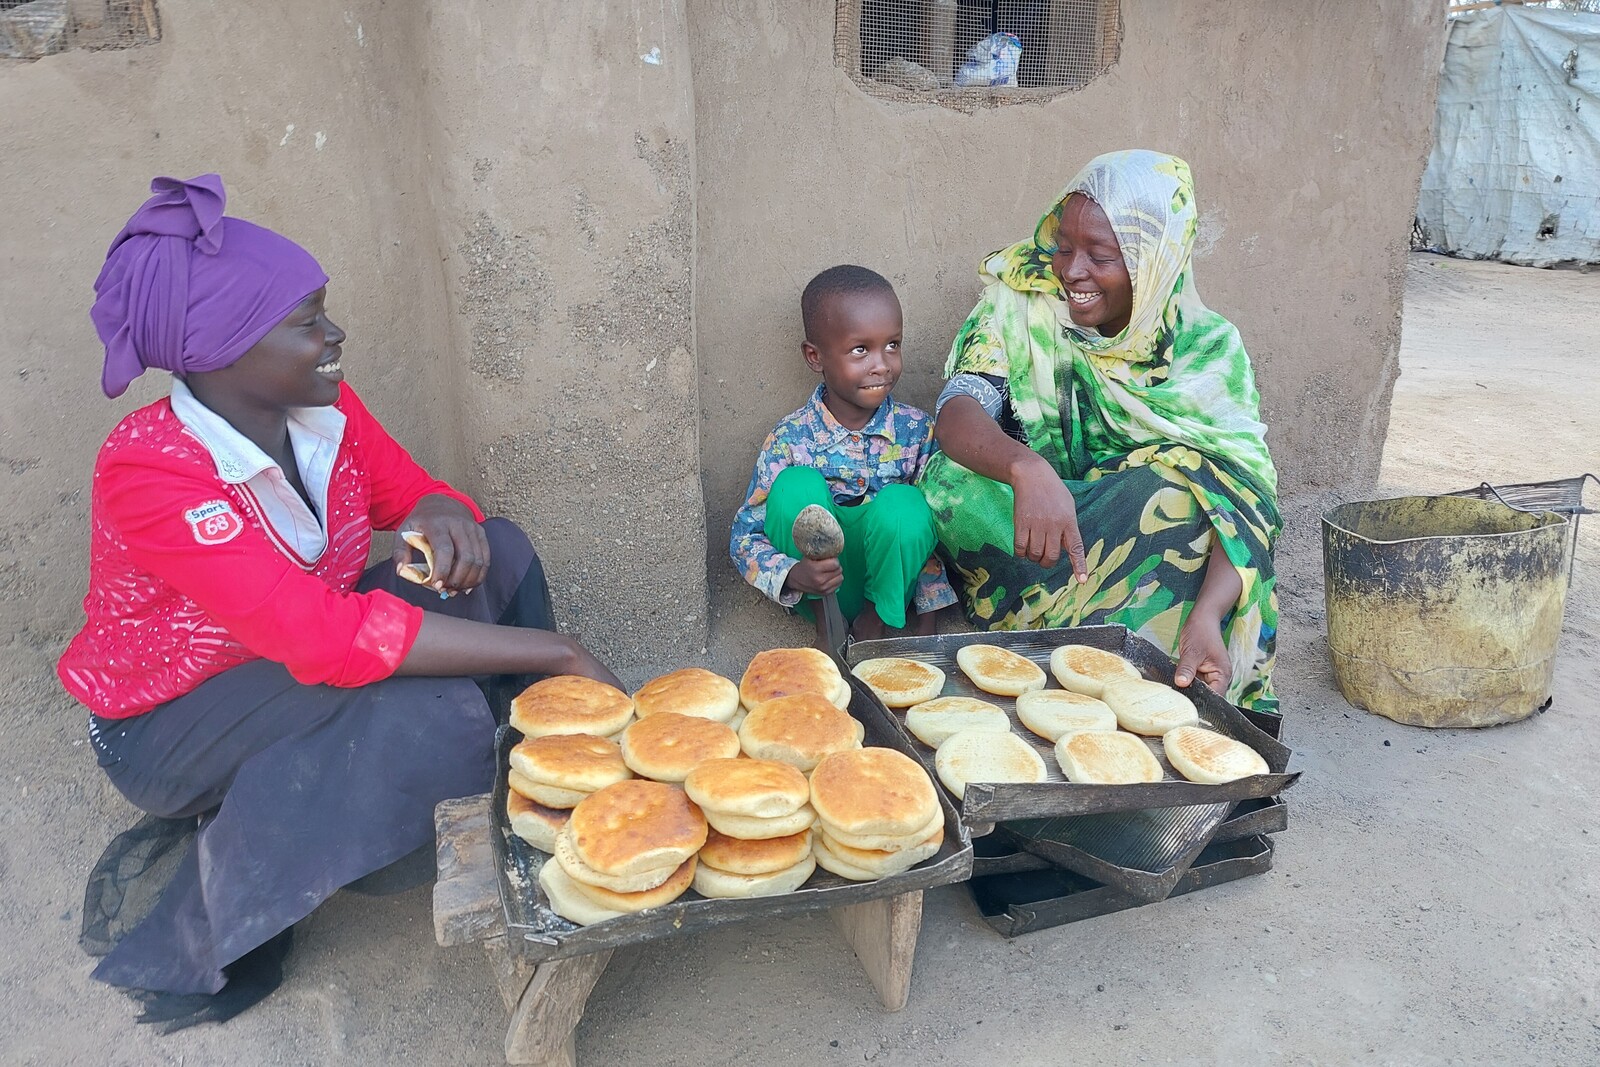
[
  {"xmin": 969, "ymin": 796, "xmax": 1286, "ymax": 879},
  {"xmin": 970, "ymin": 834, "xmax": 1275, "ymax": 937},
  {"xmin": 1212, "ymin": 795, "xmax": 1289, "ymax": 844},
  {"xmin": 846, "ymin": 625, "xmax": 1299, "ymax": 825},
  {"xmin": 489, "ymin": 676, "xmax": 974, "ymax": 963},
  {"xmin": 999, "ymin": 802, "xmax": 1233, "ymax": 901}
]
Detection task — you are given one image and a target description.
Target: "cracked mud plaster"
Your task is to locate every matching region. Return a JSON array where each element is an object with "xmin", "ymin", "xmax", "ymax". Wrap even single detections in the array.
[
  {"xmin": 457, "ymin": 213, "xmax": 552, "ymax": 382},
  {"xmin": 566, "ymin": 133, "xmax": 692, "ymax": 353}
]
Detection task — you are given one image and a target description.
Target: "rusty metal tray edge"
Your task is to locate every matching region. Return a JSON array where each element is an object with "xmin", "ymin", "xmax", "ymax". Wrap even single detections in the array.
[
  {"xmin": 846, "ymin": 624, "xmax": 1299, "ymax": 825},
  {"xmin": 490, "ymin": 677, "xmax": 974, "ymax": 964},
  {"xmin": 971, "ymin": 796, "xmax": 1286, "ymax": 877},
  {"xmin": 973, "ymin": 834, "xmax": 1276, "ymax": 937}
]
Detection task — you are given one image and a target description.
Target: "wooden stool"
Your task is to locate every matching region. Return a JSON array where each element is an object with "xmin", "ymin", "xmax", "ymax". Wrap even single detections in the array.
[{"xmin": 435, "ymin": 795, "xmax": 924, "ymax": 1067}]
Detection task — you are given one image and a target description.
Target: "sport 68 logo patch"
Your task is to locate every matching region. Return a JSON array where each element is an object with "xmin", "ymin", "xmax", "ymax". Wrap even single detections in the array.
[{"xmin": 184, "ymin": 499, "xmax": 244, "ymax": 546}]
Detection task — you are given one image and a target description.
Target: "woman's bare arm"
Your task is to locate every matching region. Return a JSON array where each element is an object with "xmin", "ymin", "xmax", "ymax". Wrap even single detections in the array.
[{"xmin": 934, "ymin": 395, "xmax": 1087, "ymax": 579}]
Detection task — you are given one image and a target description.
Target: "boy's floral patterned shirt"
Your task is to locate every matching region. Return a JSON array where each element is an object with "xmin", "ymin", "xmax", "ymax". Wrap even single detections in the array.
[{"xmin": 730, "ymin": 385, "xmax": 959, "ymax": 611}]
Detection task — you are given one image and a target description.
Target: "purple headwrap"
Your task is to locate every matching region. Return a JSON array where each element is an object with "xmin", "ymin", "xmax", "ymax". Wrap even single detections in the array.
[{"xmin": 91, "ymin": 174, "xmax": 329, "ymax": 398}]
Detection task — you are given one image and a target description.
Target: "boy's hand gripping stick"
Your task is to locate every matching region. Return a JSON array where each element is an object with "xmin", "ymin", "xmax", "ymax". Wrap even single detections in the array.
[{"xmin": 791, "ymin": 504, "xmax": 849, "ymax": 659}]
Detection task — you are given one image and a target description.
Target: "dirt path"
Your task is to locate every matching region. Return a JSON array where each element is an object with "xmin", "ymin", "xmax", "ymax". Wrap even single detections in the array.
[{"xmin": 2, "ymin": 253, "xmax": 1597, "ymax": 1065}]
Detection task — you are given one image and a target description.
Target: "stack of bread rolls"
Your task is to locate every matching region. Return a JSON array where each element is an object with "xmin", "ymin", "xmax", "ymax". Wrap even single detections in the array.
[
  {"xmin": 506, "ymin": 650, "xmax": 947, "ymax": 925},
  {"xmin": 505, "ymin": 733, "xmax": 633, "ymax": 851},
  {"xmin": 539, "ymin": 779, "xmax": 707, "ymax": 924},
  {"xmin": 683, "ymin": 758, "xmax": 817, "ymax": 898},
  {"xmin": 809, "ymin": 749, "xmax": 943, "ymax": 881}
]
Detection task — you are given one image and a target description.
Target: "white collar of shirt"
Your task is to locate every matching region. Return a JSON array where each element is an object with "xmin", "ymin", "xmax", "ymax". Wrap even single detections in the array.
[{"xmin": 169, "ymin": 379, "xmax": 348, "ymax": 566}]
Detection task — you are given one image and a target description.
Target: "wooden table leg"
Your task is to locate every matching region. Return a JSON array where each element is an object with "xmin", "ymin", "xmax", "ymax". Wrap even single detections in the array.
[
  {"xmin": 831, "ymin": 890, "xmax": 923, "ymax": 1012},
  {"xmin": 502, "ymin": 948, "xmax": 615, "ymax": 1066}
]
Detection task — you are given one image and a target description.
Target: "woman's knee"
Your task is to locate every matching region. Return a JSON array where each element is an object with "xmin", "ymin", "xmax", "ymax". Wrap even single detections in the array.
[
  {"xmin": 482, "ymin": 517, "xmax": 535, "ymax": 572},
  {"xmin": 864, "ymin": 483, "xmax": 936, "ymax": 539}
]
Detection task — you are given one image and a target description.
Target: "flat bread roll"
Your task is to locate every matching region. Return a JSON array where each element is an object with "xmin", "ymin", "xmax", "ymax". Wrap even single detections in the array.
[
  {"xmin": 509, "ymin": 734, "xmax": 632, "ymax": 793},
  {"xmin": 904, "ymin": 696, "xmax": 1011, "ymax": 748},
  {"xmin": 704, "ymin": 804, "xmax": 817, "ymax": 840},
  {"xmin": 698, "ymin": 827, "xmax": 813, "ymax": 875},
  {"xmin": 506, "ymin": 790, "xmax": 570, "ymax": 854},
  {"xmin": 830, "ymin": 675, "xmax": 854, "ymax": 709},
  {"xmin": 620, "ymin": 712, "xmax": 741, "ymax": 783},
  {"xmin": 1055, "ymin": 731, "xmax": 1164, "ymax": 785},
  {"xmin": 934, "ymin": 729, "xmax": 1048, "ymax": 799},
  {"xmin": 566, "ymin": 780, "xmax": 708, "ymax": 877},
  {"xmin": 955, "ymin": 644, "xmax": 1047, "ymax": 696},
  {"xmin": 1163, "ymin": 726, "xmax": 1270, "ymax": 784},
  {"xmin": 851, "ymin": 658, "xmax": 947, "ymax": 708},
  {"xmin": 738, "ymin": 693, "xmax": 861, "ymax": 772},
  {"xmin": 1015, "ymin": 690, "xmax": 1118, "ymax": 742},
  {"xmin": 684, "ymin": 758, "xmax": 809, "ymax": 819},
  {"xmin": 1050, "ymin": 645, "xmax": 1141, "ymax": 697},
  {"xmin": 539, "ymin": 858, "xmax": 625, "ymax": 926},
  {"xmin": 813, "ymin": 826, "xmax": 943, "ymax": 880},
  {"xmin": 740, "ymin": 647, "xmax": 848, "ymax": 710},
  {"xmin": 693, "ymin": 854, "xmax": 816, "ymax": 899},
  {"xmin": 1101, "ymin": 679, "xmax": 1200, "ymax": 736},
  {"xmin": 562, "ymin": 855, "xmax": 697, "ymax": 913},
  {"xmin": 553, "ymin": 827, "xmax": 681, "ymax": 893},
  {"xmin": 510, "ymin": 675, "xmax": 636, "ymax": 738},
  {"xmin": 822, "ymin": 806, "xmax": 942, "ymax": 852},
  {"xmin": 633, "ymin": 667, "xmax": 740, "ymax": 723},
  {"xmin": 809, "ymin": 748, "xmax": 938, "ymax": 838},
  {"xmin": 508, "ymin": 770, "xmax": 589, "ymax": 810}
]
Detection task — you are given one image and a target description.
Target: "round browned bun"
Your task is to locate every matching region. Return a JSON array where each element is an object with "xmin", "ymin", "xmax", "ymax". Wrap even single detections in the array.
[
  {"xmin": 506, "ymin": 789, "xmax": 570, "ymax": 853},
  {"xmin": 822, "ymin": 806, "xmax": 942, "ymax": 852},
  {"xmin": 553, "ymin": 827, "xmax": 682, "ymax": 893},
  {"xmin": 620, "ymin": 712, "xmax": 741, "ymax": 783},
  {"xmin": 562, "ymin": 855, "xmax": 697, "ymax": 914},
  {"xmin": 737, "ymin": 693, "xmax": 861, "ymax": 772},
  {"xmin": 814, "ymin": 826, "xmax": 943, "ymax": 879},
  {"xmin": 809, "ymin": 747, "xmax": 939, "ymax": 838},
  {"xmin": 509, "ymin": 734, "xmax": 632, "ymax": 793},
  {"xmin": 813, "ymin": 827, "xmax": 943, "ymax": 881},
  {"xmin": 633, "ymin": 667, "xmax": 741, "ymax": 723},
  {"xmin": 955, "ymin": 644, "xmax": 1047, "ymax": 696},
  {"xmin": 739, "ymin": 647, "xmax": 847, "ymax": 710},
  {"xmin": 703, "ymin": 804, "xmax": 817, "ymax": 840},
  {"xmin": 508, "ymin": 769, "xmax": 588, "ymax": 810},
  {"xmin": 692, "ymin": 854, "xmax": 815, "ymax": 899},
  {"xmin": 510, "ymin": 675, "xmax": 636, "ymax": 738},
  {"xmin": 851, "ymin": 657, "xmax": 947, "ymax": 708},
  {"xmin": 683, "ymin": 758, "xmax": 810, "ymax": 819},
  {"xmin": 698, "ymin": 827, "xmax": 813, "ymax": 875},
  {"xmin": 539, "ymin": 859, "xmax": 623, "ymax": 926},
  {"xmin": 566, "ymin": 780, "xmax": 708, "ymax": 877}
]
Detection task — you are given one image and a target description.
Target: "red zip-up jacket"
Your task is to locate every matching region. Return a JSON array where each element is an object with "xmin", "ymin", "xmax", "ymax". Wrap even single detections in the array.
[{"xmin": 58, "ymin": 383, "xmax": 482, "ymax": 718}]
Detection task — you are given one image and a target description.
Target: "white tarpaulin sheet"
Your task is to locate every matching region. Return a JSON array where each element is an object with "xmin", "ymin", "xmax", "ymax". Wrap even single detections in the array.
[{"xmin": 1418, "ymin": 6, "xmax": 1600, "ymax": 266}]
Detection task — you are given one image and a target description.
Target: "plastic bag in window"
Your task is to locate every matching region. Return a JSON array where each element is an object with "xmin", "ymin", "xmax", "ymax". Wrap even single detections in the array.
[{"xmin": 955, "ymin": 32, "xmax": 1022, "ymax": 88}]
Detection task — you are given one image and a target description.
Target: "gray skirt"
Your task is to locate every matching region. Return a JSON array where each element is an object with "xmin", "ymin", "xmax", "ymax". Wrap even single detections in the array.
[{"xmin": 86, "ymin": 518, "xmax": 549, "ymax": 996}]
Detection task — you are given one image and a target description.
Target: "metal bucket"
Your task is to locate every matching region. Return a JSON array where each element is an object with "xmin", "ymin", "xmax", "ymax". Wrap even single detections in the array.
[{"xmin": 1322, "ymin": 495, "xmax": 1570, "ymax": 728}]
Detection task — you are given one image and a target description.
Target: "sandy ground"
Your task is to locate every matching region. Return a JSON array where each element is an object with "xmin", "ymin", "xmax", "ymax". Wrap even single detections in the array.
[{"xmin": 3, "ymin": 252, "xmax": 1597, "ymax": 1066}]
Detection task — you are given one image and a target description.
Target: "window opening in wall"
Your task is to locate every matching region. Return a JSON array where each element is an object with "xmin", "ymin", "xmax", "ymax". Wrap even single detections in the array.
[
  {"xmin": 838, "ymin": 0, "xmax": 1120, "ymax": 103},
  {"xmin": 1, "ymin": 0, "xmax": 160, "ymax": 61}
]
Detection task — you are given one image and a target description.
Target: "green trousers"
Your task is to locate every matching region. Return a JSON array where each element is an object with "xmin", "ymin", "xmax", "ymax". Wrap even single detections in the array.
[{"xmin": 763, "ymin": 466, "xmax": 936, "ymax": 629}]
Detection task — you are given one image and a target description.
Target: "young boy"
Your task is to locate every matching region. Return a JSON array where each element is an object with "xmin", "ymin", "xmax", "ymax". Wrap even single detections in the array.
[{"xmin": 730, "ymin": 265, "xmax": 957, "ymax": 645}]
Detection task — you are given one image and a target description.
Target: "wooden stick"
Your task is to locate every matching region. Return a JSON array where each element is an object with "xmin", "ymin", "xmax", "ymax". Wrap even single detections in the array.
[{"xmin": 831, "ymin": 891, "xmax": 924, "ymax": 1012}]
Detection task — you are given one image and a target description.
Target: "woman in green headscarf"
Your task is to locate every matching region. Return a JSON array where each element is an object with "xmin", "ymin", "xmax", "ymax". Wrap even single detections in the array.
[{"xmin": 923, "ymin": 150, "xmax": 1281, "ymax": 713}]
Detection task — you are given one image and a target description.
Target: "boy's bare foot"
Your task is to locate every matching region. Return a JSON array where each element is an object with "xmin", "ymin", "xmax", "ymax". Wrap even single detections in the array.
[
  {"xmin": 904, "ymin": 607, "xmax": 939, "ymax": 637},
  {"xmin": 849, "ymin": 603, "xmax": 888, "ymax": 643}
]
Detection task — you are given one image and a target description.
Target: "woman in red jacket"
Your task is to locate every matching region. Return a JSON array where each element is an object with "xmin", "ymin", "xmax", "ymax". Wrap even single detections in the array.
[{"xmin": 59, "ymin": 175, "xmax": 619, "ymax": 1026}]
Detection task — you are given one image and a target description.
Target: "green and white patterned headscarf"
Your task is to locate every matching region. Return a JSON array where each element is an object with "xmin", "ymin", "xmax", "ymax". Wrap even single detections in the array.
[{"xmin": 951, "ymin": 150, "xmax": 1278, "ymax": 502}]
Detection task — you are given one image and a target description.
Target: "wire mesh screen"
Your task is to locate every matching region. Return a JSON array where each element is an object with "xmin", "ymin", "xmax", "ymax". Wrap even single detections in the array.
[
  {"xmin": 840, "ymin": 0, "xmax": 1120, "ymax": 96},
  {"xmin": 1, "ymin": 0, "xmax": 159, "ymax": 61}
]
